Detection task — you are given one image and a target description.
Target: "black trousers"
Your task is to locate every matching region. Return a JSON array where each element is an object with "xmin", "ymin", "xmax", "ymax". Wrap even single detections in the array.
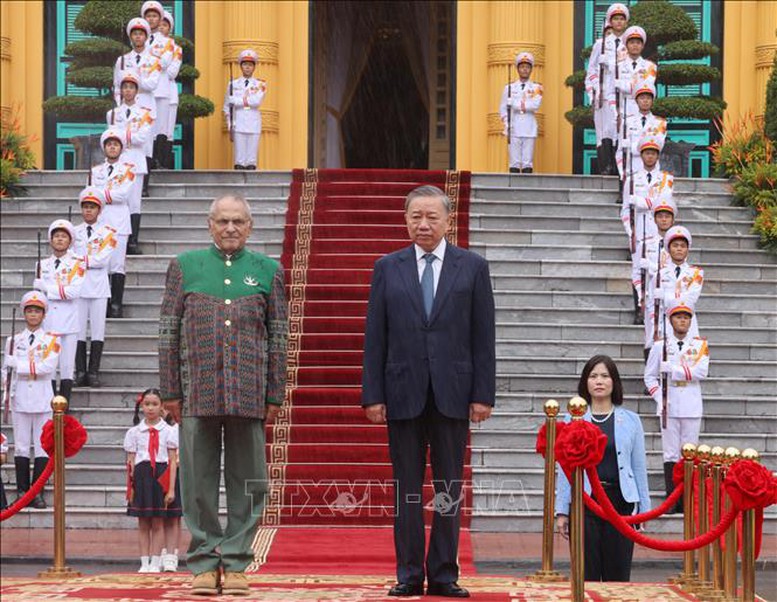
[
  {"xmin": 583, "ymin": 482, "xmax": 635, "ymax": 582},
  {"xmin": 386, "ymin": 389, "xmax": 469, "ymax": 585}
]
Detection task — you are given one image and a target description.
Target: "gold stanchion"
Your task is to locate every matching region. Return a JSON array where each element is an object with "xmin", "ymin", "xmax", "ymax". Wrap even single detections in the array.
[
  {"xmin": 528, "ymin": 399, "xmax": 565, "ymax": 582},
  {"xmin": 672, "ymin": 443, "xmax": 698, "ymax": 586},
  {"xmin": 723, "ymin": 447, "xmax": 740, "ymax": 601},
  {"xmin": 739, "ymin": 448, "xmax": 760, "ymax": 602},
  {"xmin": 692, "ymin": 444, "xmax": 713, "ymax": 594},
  {"xmin": 39, "ymin": 396, "xmax": 81, "ymax": 579},
  {"xmin": 708, "ymin": 446, "xmax": 726, "ymax": 600},
  {"xmin": 568, "ymin": 396, "xmax": 587, "ymax": 602}
]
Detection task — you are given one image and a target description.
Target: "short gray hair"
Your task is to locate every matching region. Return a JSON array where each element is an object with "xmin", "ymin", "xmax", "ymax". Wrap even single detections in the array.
[
  {"xmin": 208, "ymin": 193, "xmax": 253, "ymax": 220},
  {"xmin": 404, "ymin": 185, "xmax": 451, "ymax": 213}
]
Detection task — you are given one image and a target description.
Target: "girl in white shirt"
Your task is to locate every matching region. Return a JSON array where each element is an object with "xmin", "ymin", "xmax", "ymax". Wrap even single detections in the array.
[{"xmin": 124, "ymin": 388, "xmax": 179, "ymax": 573}]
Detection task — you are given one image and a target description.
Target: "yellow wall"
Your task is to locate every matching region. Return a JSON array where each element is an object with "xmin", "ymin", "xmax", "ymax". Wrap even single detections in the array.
[
  {"xmin": 193, "ymin": 0, "xmax": 308, "ymax": 170},
  {"xmin": 1, "ymin": 0, "xmax": 43, "ymax": 169},
  {"xmin": 723, "ymin": 0, "xmax": 777, "ymax": 124},
  {"xmin": 455, "ymin": 0, "xmax": 574, "ymax": 173}
]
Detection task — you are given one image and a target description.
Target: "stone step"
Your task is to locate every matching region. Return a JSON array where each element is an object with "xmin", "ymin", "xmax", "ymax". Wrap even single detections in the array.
[
  {"xmin": 14, "ymin": 182, "xmax": 291, "ymax": 199},
  {"xmin": 20, "ymin": 169, "xmax": 293, "ymax": 185},
  {"xmin": 2, "ymin": 223, "xmax": 286, "ymax": 242},
  {"xmin": 496, "ymin": 373, "xmax": 777, "ymax": 397},
  {"xmin": 471, "ymin": 173, "xmax": 732, "ymax": 194},
  {"xmin": 0, "ymin": 197, "xmax": 289, "ymax": 216},
  {"xmin": 473, "ymin": 242, "xmax": 777, "ymax": 266}
]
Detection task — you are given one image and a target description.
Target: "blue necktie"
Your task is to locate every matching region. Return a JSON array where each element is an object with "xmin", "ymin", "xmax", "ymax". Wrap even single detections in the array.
[{"xmin": 421, "ymin": 253, "xmax": 436, "ymax": 318}]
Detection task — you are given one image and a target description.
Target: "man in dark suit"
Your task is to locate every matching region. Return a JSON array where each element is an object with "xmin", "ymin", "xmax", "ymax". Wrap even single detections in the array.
[{"xmin": 362, "ymin": 185, "xmax": 496, "ymax": 598}]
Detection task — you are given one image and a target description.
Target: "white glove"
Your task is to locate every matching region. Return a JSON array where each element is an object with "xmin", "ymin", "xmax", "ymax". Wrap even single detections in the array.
[
  {"xmin": 639, "ymin": 258, "xmax": 650, "ymax": 270},
  {"xmin": 4, "ymin": 357, "xmax": 17, "ymax": 370},
  {"xmin": 33, "ymin": 278, "xmax": 46, "ymax": 292},
  {"xmin": 660, "ymin": 361, "xmax": 672, "ymax": 374}
]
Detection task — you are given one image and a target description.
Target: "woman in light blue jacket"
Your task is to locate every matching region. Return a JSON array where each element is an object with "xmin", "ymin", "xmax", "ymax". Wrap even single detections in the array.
[{"xmin": 555, "ymin": 355, "xmax": 651, "ymax": 582}]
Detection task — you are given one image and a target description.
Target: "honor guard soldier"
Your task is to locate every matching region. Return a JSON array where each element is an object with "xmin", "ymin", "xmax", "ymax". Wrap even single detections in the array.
[
  {"xmin": 617, "ymin": 82, "xmax": 667, "ymax": 176},
  {"xmin": 643, "ymin": 200, "xmax": 677, "ymax": 357},
  {"xmin": 33, "ymin": 221, "xmax": 85, "ymax": 404},
  {"xmin": 157, "ymin": 10, "xmax": 182, "ymax": 169},
  {"xmin": 499, "ymin": 52, "xmax": 543, "ymax": 173},
  {"xmin": 110, "ymin": 72, "xmax": 153, "ymax": 254},
  {"xmin": 223, "ymin": 49, "xmax": 267, "ymax": 170},
  {"xmin": 622, "ymin": 135, "xmax": 674, "ymax": 323},
  {"xmin": 3, "ymin": 292, "xmax": 61, "ymax": 509},
  {"xmin": 141, "ymin": 1, "xmax": 173, "ymax": 170},
  {"xmin": 114, "ymin": 18, "xmax": 159, "ymax": 119},
  {"xmin": 587, "ymin": 3, "xmax": 630, "ymax": 175},
  {"xmin": 615, "ymin": 27, "xmax": 657, "ymax": 130},
  {"xmin": 644, "ymin": 299, "xmax": 708, "ymax": 507},
  {"xmin": 73, "ymin": 187, "xmax": 118, "ymax": 388},
  {"xmin": 92, "ymin": 129, "xmax": 137, "ymax": 318}
]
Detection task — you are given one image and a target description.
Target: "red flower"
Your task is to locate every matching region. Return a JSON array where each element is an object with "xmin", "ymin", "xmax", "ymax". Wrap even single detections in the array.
[
  {"xmin": 40, "ymin": 415, "xmax": 88, "ymax": 458},
  {"xmin": 724, "ymin": 460, "xmax": 777, "ymax": 512},
  {"xmin": 535, "ymin": 422, "xmax": 566, "ymax": 457},
  {"xmin": 554, "ymin": 420, "xmax": 606, "ymax": 470}
]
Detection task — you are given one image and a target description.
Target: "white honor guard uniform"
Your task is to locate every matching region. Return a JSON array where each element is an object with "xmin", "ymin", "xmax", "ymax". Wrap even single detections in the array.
[
  {"xmin": 3, "ymin": 293, "xmax": 60, "ymax": 459},
  {"xmin": 621, "ymin": 135, "xmax": 673, "ymax": 249},
  {"xmin": 224, "ymin": 49, "xmax": 266, "ymax": 169},
  {"xmin": 586, "ymin": 3, "xmax": 629, "ymax": 146},
  {"xmin": 33, "ymin": 221, "xmax": 84, "ymax": 385},
  {"xmin": 499, "ymin": 52, "xmax": 543, "ymax": 171},
  {"xmin": 142, "ymin": 0, "xmax": 173, "ymax": 138},
  {"xmin": 644, "ymin": 300, "xmax": 709, "ymax": 462},
  {"xmin": 92, "ymin": 129, "xmax": 136, "ymax": 276},
  {"xmin": 161, "ymin": 11, "xmax": 182, "ymax": 140},
  {"xmin": 114, "ymin": 19, "xmax": 160, "ymax": 118},
  {"xmin": 643, "ymin": 200, "xmax": 677, "ymax": 351},
  {"xmin": 615, "ymin": 27, "xmax": 657, "ymax": 124},
  {"xmin": 73, "ymin": 188, "xmax": 117, "ymax": 343},
  {"xmin": 617, "ymin": 82, "xmax": 667, "ymax": 176}
]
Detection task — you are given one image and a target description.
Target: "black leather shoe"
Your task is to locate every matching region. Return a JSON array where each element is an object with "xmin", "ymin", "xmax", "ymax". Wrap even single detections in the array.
[
  {"xmin": 388, "ymin": 582, "xmax": 423, "ymax": 597},
  {"xmin": 426, "ymin": 582, "xmax": 470, "ymax": 598}
]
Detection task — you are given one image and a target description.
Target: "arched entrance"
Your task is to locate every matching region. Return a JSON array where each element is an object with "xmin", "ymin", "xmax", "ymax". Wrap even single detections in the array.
[{"xmin": 310, "ymin": 1, "xmax": 454, "ymax": 169}]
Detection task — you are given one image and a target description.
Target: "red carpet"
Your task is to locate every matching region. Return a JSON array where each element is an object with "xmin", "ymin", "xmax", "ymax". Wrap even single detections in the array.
[{"xmin": 265, "ymin": 169, "xmax": 472, "ymax": 528}]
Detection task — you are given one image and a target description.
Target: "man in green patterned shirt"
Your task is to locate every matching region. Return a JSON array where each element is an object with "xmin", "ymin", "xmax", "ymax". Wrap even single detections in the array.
[{"xmin": 159, "ymin": 194, "xmax": 288, "ymax": 596}]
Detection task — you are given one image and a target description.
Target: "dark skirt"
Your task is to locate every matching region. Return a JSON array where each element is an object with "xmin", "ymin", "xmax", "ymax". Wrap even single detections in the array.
[{"xmin": 127, "ymin": 460, "xmax": 181, "ymax": 518}]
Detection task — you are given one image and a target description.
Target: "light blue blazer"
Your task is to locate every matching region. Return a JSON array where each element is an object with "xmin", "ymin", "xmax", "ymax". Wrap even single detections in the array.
[{"xmin": 555, "ymin": 407, "xmax": 651, "ymax": 516}]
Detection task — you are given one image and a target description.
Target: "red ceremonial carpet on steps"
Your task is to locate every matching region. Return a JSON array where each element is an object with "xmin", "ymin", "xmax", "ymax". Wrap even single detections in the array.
[{"xmin": 256, "ymin": 169, "xmax": 473, "ymax": 572}]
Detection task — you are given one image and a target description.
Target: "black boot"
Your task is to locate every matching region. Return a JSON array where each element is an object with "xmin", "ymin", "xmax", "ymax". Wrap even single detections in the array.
[
  {"xmin": 59, "ymin": 379, "xmax": 73, "ymax": 404},
  {"xmin": 633, "ymin": 289, "xmax": 644, "ymax": 325},
  {"xmin": 51, "ymin": 380, "xmax": 57, "ymax": 395},
  {"xmin": 31, "ymin": 457, "xmax": 48, "ymax": 509},
  {"xmin": 165, "ymin": 139, "xmax": 175, "ymax": 169},
  {"xmin": 13, "ymin": 456, "xmax": 30, "ymax": 502},
  {"xmin": 127, "ymin": 214, "xmax": 142, "ymax": 255},
  {"xmin": 596, "ymin": 145, "xmax": 605, "ymax": 175},
  {"xmin": 154, "ymin": 134, "xmax": 168, "ymax": 169},
  {"xmin": 108, "ymin": 273, "xmax": 126, "ymax": 318},
  {"xmin": 600, "ymin": 139, "xmax": 614, "ymax": 175},
  {"xmin": 87, "ymin": 340, "xmax": 104, "ymax": 388},
  {"xmin": 246, "ymin": 165, "xmax": 256, "ymax": 170},
  {"xmin": 617, "ymin": 176, "xmax": 624, "ymax": 204},
  {"xmin": 142, "ymin": 157, "xmax": 152, "ymax": 197},
  {"xmin": 664, "ymin": 462, "xmax": 681, "ymax": 514},
  {"xmin": 509, "ymin": 167, "xmax": 520, "ymax": 174},
  {"xmin": 523, "ymin": 167, "xmax": 533, "ymax": 174},
  {"xmin": 74, "ymin": 340, "xmax": 89, "ymax": 387}
]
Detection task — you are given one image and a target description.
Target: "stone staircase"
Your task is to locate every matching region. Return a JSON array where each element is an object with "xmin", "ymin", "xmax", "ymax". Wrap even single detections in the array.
[
  {"xmin": 467, "ymin": 173, "xmax": 777, "ymax": 534},
  {"xmin": 0, "ymin": 171, "xmax": 774, "ymax": 533}
]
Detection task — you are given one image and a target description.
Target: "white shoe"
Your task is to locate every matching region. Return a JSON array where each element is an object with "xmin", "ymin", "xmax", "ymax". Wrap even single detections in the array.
[
  {"xmin": 147, "ymin": 555, "xmax": 162, "ymax": 573},
  {"xmin": 138, "ymin": 556, "xmax": 151, "ymax": 573},
  {"xmin": 162, "ymin": 553, "xmax": 177, "ymax": 572}
]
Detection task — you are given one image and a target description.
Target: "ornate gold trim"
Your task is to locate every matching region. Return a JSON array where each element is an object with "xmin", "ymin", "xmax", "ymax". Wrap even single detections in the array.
[
  {"xmin": 0, "ymin": 36, "xmax": 10, "ymax": 61},
  {"xmin": 487, "ymin": 112, "xmax": 544, "ymax": 137},
  {"xmin": 444, "ymin": 171, "xmax": 461, "ymax": 247},
  {"xmin": 487, "ymin": 42, "xmax": 546, "ymax": 66},
  {"xmin": 755, "ymin": 44, "xmax": 777, "ymax": 68},
  {"xmin": 223, "ymin": 40, "xmax": 279, "ymax": 64},
  {"xmin": 247, "ymin": 527, "xmax": 278, "ymax": 572}
]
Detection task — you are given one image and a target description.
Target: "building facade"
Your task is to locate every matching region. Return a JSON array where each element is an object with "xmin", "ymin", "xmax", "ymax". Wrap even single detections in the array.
[{"xmin": 2, "ymin": 0, "xmax": 775, "ymax": 174}]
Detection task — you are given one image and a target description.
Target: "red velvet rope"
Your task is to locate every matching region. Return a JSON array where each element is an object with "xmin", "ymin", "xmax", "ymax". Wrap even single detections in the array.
[{"xmin": 0, "ymin": 415, "xmax": 87, "ymax": 522}]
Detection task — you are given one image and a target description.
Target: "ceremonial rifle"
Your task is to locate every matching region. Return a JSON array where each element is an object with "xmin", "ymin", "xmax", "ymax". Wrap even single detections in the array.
[
  {"xmin": 68, "ymin": 205, "xmax": 72, "ymax": 223},
  {"xmin": 507, "ymin": 65, "xmax": 512, "ymax": 147},
  {"xmin": 597, "ymin": 20, "xmax": 606, "ymax": 109},
  {"xmin": 640, "ymin": 217, "xmax": 647, "ymax": 315},
  {"xmin": 614, "ymin": 39, "xmax": 621, "ymax": 139},
  {"xmin": 36, "ymin": 230, "xmax": 42, "ymax": 278},
  {"xmin": 628, "ymin": 141, "xmax": 636, "ymax": 255},
  {"xmin": 661, "ymin": 309, "xmax": 668, "ymax": 429},
  {"xmin": 621, "ymin": 87, "xmax": 628, "ymax": 188},
  {"xmin": 3, "ymin": 308, "xmax": 16, "ymax": 423},
  {"xmin": 653, "ymin": 240, "xmax": 663, "ymax": 341},
  {"xmin": 228, "ymin": 61, "xmax": 235, "ymax": 143}
]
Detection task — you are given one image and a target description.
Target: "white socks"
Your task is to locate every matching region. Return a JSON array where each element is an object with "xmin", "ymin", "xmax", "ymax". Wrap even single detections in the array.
[{"xmin": 138, "ymin": 555, "xmax": 150, "ymax": 573}]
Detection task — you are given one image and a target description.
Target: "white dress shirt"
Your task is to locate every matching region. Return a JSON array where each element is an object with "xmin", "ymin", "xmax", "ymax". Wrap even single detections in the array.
[{"xmin": 414, "ymin": 237, "xmax": 446, "ymax": 296}]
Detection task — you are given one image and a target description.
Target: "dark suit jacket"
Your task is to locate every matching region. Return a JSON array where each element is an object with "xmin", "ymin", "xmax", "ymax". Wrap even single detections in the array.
[{"xmin": 361, "ymin": 242, "xmax": 496, "ymax": 420}]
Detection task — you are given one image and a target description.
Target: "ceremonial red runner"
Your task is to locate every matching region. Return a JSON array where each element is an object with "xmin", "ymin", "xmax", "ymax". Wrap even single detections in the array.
[{"xmin": 264, "ymin": 169, "xmax": 471, "ymax": 528}]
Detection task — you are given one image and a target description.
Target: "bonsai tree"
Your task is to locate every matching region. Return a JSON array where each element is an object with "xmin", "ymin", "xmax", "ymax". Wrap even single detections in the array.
[
  {"xmin": 43, "ymin": 0, "xmax": 213, "ymax": 123},
  {"xmin": 564, "ymin": 0, "xmax": 725, "ymax": 128}
]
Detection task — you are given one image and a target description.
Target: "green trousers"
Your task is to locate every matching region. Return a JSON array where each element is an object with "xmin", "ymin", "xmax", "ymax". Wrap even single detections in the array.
[{"xmin": 180, "ymin": 416, "xmax": 268, "ymax": 574}]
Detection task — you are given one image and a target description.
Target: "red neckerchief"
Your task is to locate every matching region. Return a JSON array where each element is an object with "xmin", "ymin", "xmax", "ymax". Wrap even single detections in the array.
[{"xmin": 148, "ymin": 426, "xmax": 159, "ymax": 472}]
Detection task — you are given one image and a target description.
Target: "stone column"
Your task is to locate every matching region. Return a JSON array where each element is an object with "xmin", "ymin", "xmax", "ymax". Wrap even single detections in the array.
[
  {"xmin": 0, "ymin": 0, "xmax": 11, "ymax": 125},
  {"xmin": 754, "ymin": 3, "xmax": 777, "ymax": 123}
]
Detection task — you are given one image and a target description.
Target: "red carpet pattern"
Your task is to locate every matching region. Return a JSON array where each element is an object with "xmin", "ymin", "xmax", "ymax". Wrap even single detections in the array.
[{"xmin": 264, "ymin": 169, "xmax": 471, "ymax": 527}]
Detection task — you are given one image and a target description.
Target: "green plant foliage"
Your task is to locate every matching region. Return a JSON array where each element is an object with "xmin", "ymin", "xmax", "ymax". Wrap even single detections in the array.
[
  {"xmin": 1, "ymin": 109, "xmax": 37, "ymax": 197},
  {"xmin": 64, "ymin": 38, "xmax": 127, "ymax": 62},
  {"xmin": 629, "ymin": 0, "xmax": 698, "ymax": 58},
  {"xmin": 659, "ymin": 40, "xmax": 719, "ymax": 61},
  {"xmin": 565, "ymin": 70, "xmax": 586, "ymax": 90},
  {"xmin": 733, "ymin": 162, "xmax": 777, "ymax": 207},
  {"xmin": 752, "ymin": 204, "xmax": 777, "ymax": 252},
  {"xmin": 177, "ymin": 94, "xmax": 215, "ymax": 119},
  {"xmin": 177, "ymin": 64, "xmax": 200, "ymax": 83},
  {"xmin": 710, "ymin": 116, "xmax": 772, "ymax": 178},
  {"xmin": 66, "ymin": 65, "xmax": 114, "ymax": 90},
  {"xmin": 765, "ymin": 55, "xmax": 777, "ymax": 144},
  {"xmin": 652, "ymin": 97, "xmax": 726, "ymax": 121},
  {"xmin": 581, "ymin": 46, "xmax": 592, "ymax": 61},
  {"xmin": 171, "ymin": 35, "xmax": 194, "ymax": 55},
  {"xmin": 564, "ymin": 105, "xmax": 594, "ymax": 129},
  {"xmin": 42, "ymin": 96, "xmax": 115, "ymax": 122},
  {"xmin": 657, "ymin": 64, "xmax": 721, "ymax": 86},
  {"xmin": 74, "ymin": 0, "xmax": 142, "ymax": 43}
]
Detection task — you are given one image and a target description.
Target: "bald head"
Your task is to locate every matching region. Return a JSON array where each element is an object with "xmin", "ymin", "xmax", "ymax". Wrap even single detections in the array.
[{"xmin": 208, "ymin": 194, "xmax": 253, "ymax": 254}]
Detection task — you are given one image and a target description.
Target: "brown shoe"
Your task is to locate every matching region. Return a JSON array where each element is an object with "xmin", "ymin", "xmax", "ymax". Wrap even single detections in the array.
[
  {"xmin": 191, "ymin": 571, "xmax": 220, "ymax": 595},
  {"xmin": 222, "ymin": 571, "xmax": 250, "ymax": 596}
]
